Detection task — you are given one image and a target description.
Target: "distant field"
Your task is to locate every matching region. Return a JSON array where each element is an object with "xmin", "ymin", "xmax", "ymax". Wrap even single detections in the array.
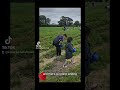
[{"xmin": 39, "ymin": 27, "xmax": 81, "ymax": 82}]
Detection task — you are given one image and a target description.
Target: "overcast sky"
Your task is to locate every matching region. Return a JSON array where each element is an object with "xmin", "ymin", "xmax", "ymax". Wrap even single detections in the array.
[{"xmin": 39, "ymin": 8, "xmax": 81, "ymax": 24}]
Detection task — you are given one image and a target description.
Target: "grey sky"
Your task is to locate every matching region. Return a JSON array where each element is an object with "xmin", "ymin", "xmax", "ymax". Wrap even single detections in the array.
[{"xmin": 39, "ymin": 8, "xmax": 81, "ymax": 24}]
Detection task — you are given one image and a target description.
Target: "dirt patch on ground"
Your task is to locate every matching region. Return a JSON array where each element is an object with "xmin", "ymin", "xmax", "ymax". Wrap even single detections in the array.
[
  {"xmin": 45, "ymin": 54, "xmax": 81, "ymax": 73},
  {"xmin": 11, "ymin": 77, "xmax": 34, "ymax": 90},
  {"xmin": 85, "ymin": 64, "xmax": 110, "ymax": 90}
]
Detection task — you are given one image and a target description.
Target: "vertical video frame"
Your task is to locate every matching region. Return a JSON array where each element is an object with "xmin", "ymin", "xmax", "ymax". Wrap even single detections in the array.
[{"xmin": 39, "ymin": 8, "xmax": 81, "ymax": 82}]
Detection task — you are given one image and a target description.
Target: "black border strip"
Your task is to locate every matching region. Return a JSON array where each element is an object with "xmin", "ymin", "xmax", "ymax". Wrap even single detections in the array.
[
  {"xmin": 110, "ymin": 0, "xmax": 112, "ymax": 90},
  {"xmin": 81, "ymin": 0, "xmax": 85, "ymax": 89},
  {"xmin": 1, "ymin": 0, "xmax": 10, "ymax": 89},
  {"xmin": 35, "ymin": 2, "xmax": 39, "ymax": 90}
]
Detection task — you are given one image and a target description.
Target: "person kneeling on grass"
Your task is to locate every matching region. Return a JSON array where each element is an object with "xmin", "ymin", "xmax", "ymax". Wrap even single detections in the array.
[
  {"xmin": 63, "ymin": 37, "xmax": 76, "ymax": 68},
  {"xmin": 53, "ymin": 34, "xmax": 67, "ymax": 60}
]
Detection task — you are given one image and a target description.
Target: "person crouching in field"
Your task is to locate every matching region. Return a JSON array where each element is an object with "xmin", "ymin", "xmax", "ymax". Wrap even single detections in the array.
[
  {"xmin": 85, "ymin": 26, "xmax": 99, "ymax": 89},
  {"xmin": 85, "ymin": 26, "xmax": 99, "ymax": 77},
  {"xmin": 63, "ymin": 37, "xmax": 76, "ymax": 68},
  {"xmin": 53, "ymin": 34, "xmax": 67, "ymax": 60}
]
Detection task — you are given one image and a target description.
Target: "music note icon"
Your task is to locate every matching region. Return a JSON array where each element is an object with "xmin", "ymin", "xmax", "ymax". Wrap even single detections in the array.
[{"xmin": 5, "ymin": 36, "xmax": 12, "ymax": 45}]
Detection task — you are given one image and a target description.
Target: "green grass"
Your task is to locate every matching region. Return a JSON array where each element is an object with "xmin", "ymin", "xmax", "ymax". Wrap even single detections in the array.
[
  {"xmin": 10, "ymin": 3, "xmax": 35, "ymax": 62},
  {"xmin": 39, "ymin": 59, "xmax": 44, "ymax": 63},
  {"xmin": 85, "ymin": 2, "xmax": 110, "ymax": 89},
  {"xmin": 90, "ymin": 43, "xmax": 110, "ymax": 71},
  {"xmin": 85, "ymin": 2, "xmax": 110, "ymax": 71},
  {"xmin": 43, "ymin": 62, "xmax": 56, "ymax": 70},
  {"xmin": 39, "ymin": 27, "xmax": 81, "ymax": 48},
  {"xmin": 17, "ymin": 59, "xmax": 35, "ymax": 77},
  {"xmin": 39, "ymin": 27, "xmax": 81, "ymax": 82},
  {"xmin": 10, "ymin": 3, "xmax": 35, "ymax": 89},
  {"xmin": 39, "ymin": 27, "xmax": 81, "ymax": 59},
  {"xmin": 11, "ymin": 77, "xmax": 21, "ymax": 88},
  {"xmin": 41, "ymin": 49, "xmax": 56, "ymax": 59}
]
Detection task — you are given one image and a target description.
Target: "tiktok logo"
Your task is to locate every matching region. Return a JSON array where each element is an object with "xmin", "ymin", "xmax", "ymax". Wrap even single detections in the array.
[{"xmin": 5, "ymin": 36, "xmax": 12, "ymax": 45}]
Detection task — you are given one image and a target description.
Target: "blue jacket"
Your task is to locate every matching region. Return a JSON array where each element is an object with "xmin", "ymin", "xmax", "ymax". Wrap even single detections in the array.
[
  {"xmin": 53, "ymin": 35, "xmax": 64, "ymax": 45},
  {"xmin": 65, "ymin": 42, "xmax": 74, "ymax": 59}
]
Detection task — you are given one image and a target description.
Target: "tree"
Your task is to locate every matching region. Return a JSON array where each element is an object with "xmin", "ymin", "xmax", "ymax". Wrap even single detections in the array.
[
  {"xmin": 39, "ymin": 15, "xmax": 46, "ymax": 25},
  {"xmin": 58, "ymin": 16, "xmax": 66, "ymax": 26},
  {"xmin": 74, "ymin": 21, "xmax": 80, "ymax": 26},
  {"xmin": 46, "ymin": 18, "xmax": 51, "ymax": 25},
  {"xmin": 67, "ymin": 17, "xmax": 73, "ymax": 26},
  {"xmin": 58, "ymin": 21, "xmax": 62, "ymax": 26},
  {"xmin": 58, "ymin": 16, "xmax": 73, "ymax": 26}
]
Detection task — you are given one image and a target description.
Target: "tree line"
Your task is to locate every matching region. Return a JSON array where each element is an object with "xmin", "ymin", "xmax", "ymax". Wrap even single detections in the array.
[{"xmin": 39, "ymin": 15, "xmax": 81, "ymax": 27}]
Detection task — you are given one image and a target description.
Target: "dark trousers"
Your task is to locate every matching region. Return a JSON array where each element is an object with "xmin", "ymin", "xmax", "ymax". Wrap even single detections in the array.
[
  {"xmin": 85, "ymin": 60, "xmax": 90, "ymax": 77},
  {"xmin": 55, "ymin": 43, "xmax": 61, "ymax": 56}
]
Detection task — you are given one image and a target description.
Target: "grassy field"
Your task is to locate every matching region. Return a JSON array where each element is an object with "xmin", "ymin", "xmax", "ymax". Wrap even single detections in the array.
[
  {"xmin": 39, "ymin": 27, "xmax": 81, "ymax": 82},
  {"xmin": 85, "ymin": 2, "xmax": 110, "ymax": 90},
  {"xmin": 10, "ymin": 3, "xmax": 35, "ymax": 90}
]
